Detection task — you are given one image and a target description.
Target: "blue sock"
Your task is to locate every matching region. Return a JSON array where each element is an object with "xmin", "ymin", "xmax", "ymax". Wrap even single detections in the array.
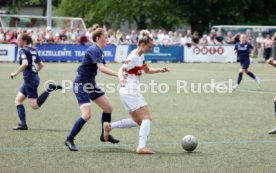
[
  {"xmin": 67, "ymin": 117, "xmax": 86, "ymax": 141},
  {"xmin": 237, "ymin": 72, "xmax": 243, "ymax": 85},
  {"xmin": 16, "ymin": 105, "xmax": 26, "ymax": 125},
  {"xmin": 101, "ymin": 112, "xmax": 111, "ymax": 135},
  {"xmin": 37, "ymin": 91, "xmax": 50, "ymax": 107},
  {"xmin": 246, "ymin": 71, "xmax": 256, "ymax": 79}
]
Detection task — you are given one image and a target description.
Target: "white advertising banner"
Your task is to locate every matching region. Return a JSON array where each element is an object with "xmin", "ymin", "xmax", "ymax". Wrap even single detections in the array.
[
  {"xmin": 0, "ymin": 44, "xmax": 16, "ymax": 61},
  {"xmin": 185, "ymin": 45, "xmax": 236, "ymax": 62},
  {"xmin": 114, "ymin": 45, "xmax": 129, "ymax": 62}
]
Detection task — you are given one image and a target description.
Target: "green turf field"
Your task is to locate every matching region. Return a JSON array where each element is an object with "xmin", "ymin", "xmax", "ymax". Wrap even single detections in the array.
[{"xmin": 1, "ymin": 62, "xmax": 276, "ymax": 173}]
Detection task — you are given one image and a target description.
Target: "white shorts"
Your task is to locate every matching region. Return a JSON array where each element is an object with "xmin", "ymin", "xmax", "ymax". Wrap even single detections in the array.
[{"xmin": 120, "ymin": 92, "xmax": 147, "ymax": 113}]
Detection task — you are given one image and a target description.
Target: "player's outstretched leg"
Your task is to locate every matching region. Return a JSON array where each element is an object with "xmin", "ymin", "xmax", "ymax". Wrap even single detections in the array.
[
  {"xmin": 246, "ymin": 71, "xmax": 260, "ymax": 86},
  {"xmin": 37, "ymin": 84, "xmax": 63, "ymax": 107}
]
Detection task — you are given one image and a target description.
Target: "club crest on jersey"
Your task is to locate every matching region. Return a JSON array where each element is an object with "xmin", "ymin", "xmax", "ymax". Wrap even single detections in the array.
[{"xmin": 124, "ymin": 59, "xmax": 131, "ymax": 64}]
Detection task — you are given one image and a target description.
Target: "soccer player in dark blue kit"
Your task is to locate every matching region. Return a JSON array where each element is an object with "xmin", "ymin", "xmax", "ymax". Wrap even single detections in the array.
[
  {"xmin": 65, "ymin": 28, "xmax": 119, "ymax": 151},
  {"xmin": 10, "ymin": 33, "xmax": 62, "ymax": 130},
  {"xmin": 232, "ymin": 34, "xmax": 260, "ymax": 89}
]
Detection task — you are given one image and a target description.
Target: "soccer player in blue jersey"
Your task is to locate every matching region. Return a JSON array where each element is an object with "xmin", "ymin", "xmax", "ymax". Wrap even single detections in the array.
[
  {"xmin": 233, "ymin": 34, "xmax": 260, "ymax": 89},
  {"xmin": 10, "ymin": 33, "xmax": 62, "ymax": 130},
  {"xmin": 65, "ymin": 28, "xmax": 119, "ymax": 151}
]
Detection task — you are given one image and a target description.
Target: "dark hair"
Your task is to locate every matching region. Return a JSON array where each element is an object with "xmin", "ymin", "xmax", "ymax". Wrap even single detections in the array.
[
  {"xmin": 138, "ymin": 30, "xmax": 153, "ymax": 46},
  {"xmin": 92, "ymin": 28, "xmax": 105, "ymax": 42},
  {"xmin": 20, "ymin": 33, "xmax": 36, "ymax": 50},
  {"xmin": 20, "ymin": 33, "xmax": 32, "ymax": 45}
]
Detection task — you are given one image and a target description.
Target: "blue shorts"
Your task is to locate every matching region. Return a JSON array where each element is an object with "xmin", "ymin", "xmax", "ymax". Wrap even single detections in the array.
[
  {"xmin": 240, "ymin": 59, "xmax": 250, "ymax": 69},
  {"xmin": 73, "ymin": 82, "xmax": 105, "ymax": 105},
  {"xmin": 19, "ymin": 75, "xmax": 40, "ymax": 98}
]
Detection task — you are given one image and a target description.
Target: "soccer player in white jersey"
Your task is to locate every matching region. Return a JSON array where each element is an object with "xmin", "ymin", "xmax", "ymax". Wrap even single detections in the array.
[{"xmin": 103, "ymin": 30, "xmax": 169, "ymax": 154}]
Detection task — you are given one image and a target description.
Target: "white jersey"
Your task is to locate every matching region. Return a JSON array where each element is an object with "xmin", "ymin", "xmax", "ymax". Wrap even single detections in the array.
[
  {"xmin": 120, "ymin": 49, "xmax": 145, "ymax": 95},
  {"xmin": 119, "ymin": 49, "xmax": 147, "ymax": 112}
]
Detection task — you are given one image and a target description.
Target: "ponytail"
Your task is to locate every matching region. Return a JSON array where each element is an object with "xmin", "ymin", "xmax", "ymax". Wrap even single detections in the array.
[{"xmin": 138, "ymin": 30, "xmax": 152, "ymax": 46}]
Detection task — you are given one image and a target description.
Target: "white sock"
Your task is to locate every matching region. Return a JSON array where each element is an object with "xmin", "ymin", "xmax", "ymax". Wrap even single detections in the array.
[
  {"xmin": 138, "ymin": 119, "xmax": 151, "ymax": 148},
  {"xmin": 110, "ymin": 118, "xmax": 138, "ymax": 129}
]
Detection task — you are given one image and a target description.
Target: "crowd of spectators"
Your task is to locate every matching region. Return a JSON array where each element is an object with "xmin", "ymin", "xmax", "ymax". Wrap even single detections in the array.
[{"xmin": 0, "ymin": 25, "xmax": 275, "ymax": 60}]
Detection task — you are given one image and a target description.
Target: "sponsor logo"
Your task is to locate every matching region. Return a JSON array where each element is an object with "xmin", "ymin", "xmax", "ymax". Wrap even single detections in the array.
[
  {"xmin": 0, "ymin": 50, "xmax": 8, "ymax": 56},
  {"xmin": 193, "ymin": 46, "xmax": 224, "ymax": 55}
]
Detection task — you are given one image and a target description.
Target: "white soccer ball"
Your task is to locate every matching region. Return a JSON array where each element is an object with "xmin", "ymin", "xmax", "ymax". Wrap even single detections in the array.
[{"xmin": 181, "ymin": 135, "xmax": 198, "ymax": 152}]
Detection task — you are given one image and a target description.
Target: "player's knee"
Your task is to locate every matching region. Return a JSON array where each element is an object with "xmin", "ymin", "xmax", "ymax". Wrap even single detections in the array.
[
  {"xmin": 82, "ymin": 114, "xmax": 91, "ymax": 121},
  {"xmin": 15, "ymin": 99, "xmax": 24, "ymax": 105},
  {"xmin": 104, "ymin": 105, "xmax": 112, "ymax": 113},
  {"xmin": 31, "ymin": 104, "xmax": 39, "ymax": 110}
]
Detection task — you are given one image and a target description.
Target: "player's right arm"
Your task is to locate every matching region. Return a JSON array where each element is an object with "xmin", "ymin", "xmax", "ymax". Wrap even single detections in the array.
[
  {"xmin": 118, "ymin": 66, "xmax": 127, "ymax": 87},
  {"xmin": 36, "ymin": 61, "xmax": 44, "ymax": 72},
  {"xmin": 10, "ymin": 59, "xmax": 28, "ymax": 79}
]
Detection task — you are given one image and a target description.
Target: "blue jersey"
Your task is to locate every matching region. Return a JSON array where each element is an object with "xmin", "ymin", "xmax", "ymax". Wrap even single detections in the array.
[
  {"xmin": 234, "ymin": 42, "xmax": 253, "ymax": 61},
  {"xmin": 19, "ymin": 46, "xmax": 41, "ymax": 79},
  {"xmin": 76, "ymin": 45, "xmax": 106, "ymax": 83}
]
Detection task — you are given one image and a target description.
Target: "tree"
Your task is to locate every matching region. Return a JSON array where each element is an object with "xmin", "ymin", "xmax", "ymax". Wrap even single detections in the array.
[
  {"xmin": 58, "ymin": 0, "xmax": 182, "ymax": 30},
  {"xmin": 3, "ymin": 0, "xmax": 59, "ymax": 16}
]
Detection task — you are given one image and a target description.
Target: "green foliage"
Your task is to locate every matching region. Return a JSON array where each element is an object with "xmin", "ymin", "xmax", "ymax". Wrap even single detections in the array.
[{"xmin": 4, "ymin": 0, "xmax": 276, "ymax": 33}]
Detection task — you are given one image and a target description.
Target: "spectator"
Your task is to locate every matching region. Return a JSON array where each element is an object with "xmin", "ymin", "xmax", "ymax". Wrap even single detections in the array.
[
  {"xmin": 78, "ymin": 34, "xmax": 89, "ymax": 45},
  {"xmin": 172, "ymin": 31, "xmax": 180, "ymax": 45},
  {"xmin": 199, "ymin": 34, "xmax": 209, "ymax": 45},
  {"xmin": 246, "ymin": 29, "xmax": 254, "ymax": 45},
  {"xmin": 264, "ymin": 34, "xmax": 273, "ymax": 60},
  {"xmin": 273, "ymin": 33, "xmax": 276, "ymax": 60},
  {"xmin": 207, "ymin": 29, "xmax": 216, "ymax": 45},
  {"xmin": 85, "ymin": 27, "xmax": 93, "ymax": 43},
  {"xmin": 151, "ymin": 31, "xmax": 160, "ymax": 45},
  {"xmin": 0, "ymin": 28, "xmax": 5, "ymax": 42},
  {"xmin": 43, "ymin": 26, "xmax": 54, "ymax": 43},
  {"xmin": 160, "ymin": 30, "xmax": 170, "ymax": 46},
  {"xmin": 215, "ymin": 31, "xmax": 225, "ymax": 44},
  {"xmin": 59, "ymin": 28, "xmax": 68, "ymax": 43},
  {"xmin": 183, "ymin": 30, "xmax": 193, "ymax": 47},
  {"xmin": 233, "ymin": 33, "xmax": 241, "ymax": 44},
  {"xmin": 225, "ymin": 31, "xmax": 234, "ymax": 44},
  {"xmin": 179, "ymin": 32, "xmax": 185, "ymax": 45},
  {"xmin": 53, "ymin": 33, "xmax": 60, "ymax": 43},
  {"xmin": 256, "ymin": 32, "xmax": 265, "ymax": 62},
  {"xmin": 108, "ymin": 29, "xmax": 119, "ymax": 45},
  {"xmin": 129, "ymin": 30, "xmax": 138, "ymax": 44},
  {"xmin": 192, "ymin": 31, "xmax": 200, "ymax": 45}
]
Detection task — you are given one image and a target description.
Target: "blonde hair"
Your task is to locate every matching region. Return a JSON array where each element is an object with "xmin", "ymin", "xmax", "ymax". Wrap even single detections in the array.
[{"xmin": 138, "ymin": 30, "xmax": 152, "ymax": 46}]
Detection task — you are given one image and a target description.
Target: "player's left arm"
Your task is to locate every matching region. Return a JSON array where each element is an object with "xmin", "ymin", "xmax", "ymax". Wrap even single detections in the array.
[
  {"xmin": 35, "ymin": 53, "xmax": 44, "ymax": 72},
  {"xmin": 97, "ymin": 63, "xmax": 118, "ymax": 77},
  {"xmin": 143, "ymin": 64, "xmax": 170, "ymax": 74},
  {"xmin": 249, "ymin": 44, "xmax": 255, "ymax": 56},
  {"xmin": 36, "ymin": 61, "xmax": 44, "ymax": 72}
]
